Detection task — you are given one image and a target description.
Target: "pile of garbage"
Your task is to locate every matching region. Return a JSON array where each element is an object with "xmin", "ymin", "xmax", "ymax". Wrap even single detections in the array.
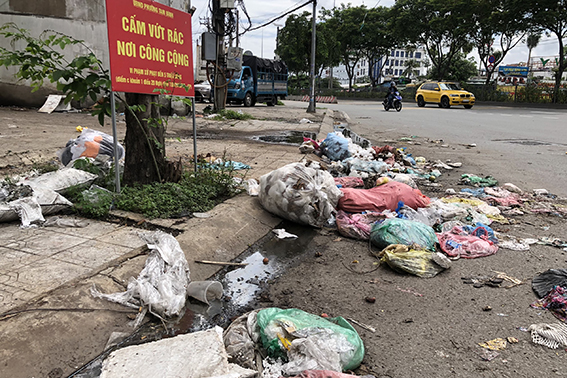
[
  {"xmin": 0, "ymin": 129, "xmax": 123, "ymax": 227},
  {"xmin": 256, "ymin": 131, "xmax": 567, "ymax": 279}
]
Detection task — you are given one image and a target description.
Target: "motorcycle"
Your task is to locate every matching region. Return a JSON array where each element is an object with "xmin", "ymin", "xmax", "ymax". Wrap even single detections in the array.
[{"xmin": 383, "ymin": 91, "xmax": 403, "ymax": 112}]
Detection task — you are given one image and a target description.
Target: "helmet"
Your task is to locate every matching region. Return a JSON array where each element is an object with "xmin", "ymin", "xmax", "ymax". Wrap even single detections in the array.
[{"xmin": 390, "ymin": 81, "xmax": 396, "ymax": 87}]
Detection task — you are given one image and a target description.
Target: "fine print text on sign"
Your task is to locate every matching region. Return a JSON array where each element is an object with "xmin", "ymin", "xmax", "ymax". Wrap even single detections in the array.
[{"xmin": 105, "ymin": 0, "xmax": 194, "ymax": 97}]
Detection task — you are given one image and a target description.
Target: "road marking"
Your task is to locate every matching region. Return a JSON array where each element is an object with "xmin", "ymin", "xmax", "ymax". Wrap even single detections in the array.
[
  {"xmin": 519, "ymin": 115, "xmax": 533, "ymax": 118},
  {"xmin": 544, "ymin": 116, "xmax": 559, "ymax": 120},
  {"xmin": 500, "ymin": 114, "xmax": 513, "ymax": 117}
]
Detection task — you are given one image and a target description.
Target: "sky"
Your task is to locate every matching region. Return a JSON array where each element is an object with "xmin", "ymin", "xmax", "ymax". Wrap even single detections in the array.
[{"xmin": 188, "ymin": 0, "xmax": 561, "ymax": 69}]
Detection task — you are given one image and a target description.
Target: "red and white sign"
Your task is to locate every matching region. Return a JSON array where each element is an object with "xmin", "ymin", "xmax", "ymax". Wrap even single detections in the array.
[{"xmin": 105, "ymin": 0, "xmax": 194, "ymax": 97}]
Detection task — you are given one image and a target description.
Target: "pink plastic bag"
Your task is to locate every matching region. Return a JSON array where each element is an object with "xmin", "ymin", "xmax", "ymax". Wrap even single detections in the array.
[
  {"xmin": 336, "ymin": 210, "xmax": 385, "ymax": 240},
  {"xmin": 337, "ymin": 181, "xmax": 430, "ymax": 213},
  {"xmin": 437, "ymin": 226, "xmax": 498, "ymax": 259},
  {"xmin": 334, "ymin": 176, "xmax": 364, "ymax": 188}
]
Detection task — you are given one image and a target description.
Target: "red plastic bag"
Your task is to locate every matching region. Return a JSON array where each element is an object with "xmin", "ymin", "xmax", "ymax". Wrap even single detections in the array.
[
  {"xmin": 336, "ymin": 210, "xmax": 385, "ymax": 240},
  {"xmin": 337, "ymin": 181, "xmax": 430, "ymax": 213},
  {"xmin": 437, "ymin": 226, "xmax": 498, "ymax": 259}
]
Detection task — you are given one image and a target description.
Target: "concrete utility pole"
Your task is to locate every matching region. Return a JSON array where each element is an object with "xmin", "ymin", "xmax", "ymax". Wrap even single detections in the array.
[
  {"xmin": 213, "ymin": 0, "xmax": 226, "ymax": 111},
  {"xmin": 307, "ymin": 0, "xmax": 317, "ymax": 113}
]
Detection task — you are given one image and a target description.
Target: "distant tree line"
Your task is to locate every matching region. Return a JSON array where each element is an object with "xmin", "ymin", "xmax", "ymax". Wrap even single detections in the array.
[{"xmin": 276, "ymin": 0, "xmax": 567, "ymax": 103}]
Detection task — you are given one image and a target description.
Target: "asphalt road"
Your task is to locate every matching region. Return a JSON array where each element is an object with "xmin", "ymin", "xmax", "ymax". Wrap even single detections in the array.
[{"xmin": 287, "ymin": 100, "xmax": 567, "ymax": 197}]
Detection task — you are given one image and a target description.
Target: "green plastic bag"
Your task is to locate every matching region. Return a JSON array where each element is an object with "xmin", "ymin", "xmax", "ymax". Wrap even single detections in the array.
[
  {"xmin": 460, "ymin": 174, "xmax": 498, "ymax": 187},
  {"xmin": 381, "ymin": 245, "xmax": 447, "ymax": 278},
  {"xmin": 370, "ymin": 218, "xmax": 437, "ymax": 251},
  {"xmin": 256, "ymin": 307, "xmax": 364, "ymax": 371}
]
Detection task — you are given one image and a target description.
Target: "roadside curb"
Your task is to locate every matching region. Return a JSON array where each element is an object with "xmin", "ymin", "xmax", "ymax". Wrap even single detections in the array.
[{"xmin": 317, "ymin": 109, "xmax": 336, "ymax": 141}]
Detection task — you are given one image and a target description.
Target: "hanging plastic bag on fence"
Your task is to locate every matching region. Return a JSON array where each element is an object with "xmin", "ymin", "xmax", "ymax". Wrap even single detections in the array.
[
  {"xmin": 338, "ymin": 181, "xmax": 430, "ymax": 213},
  {"xmin": 256, "ymin": 308, "xmax": 364, "ymax": 374},
  {"xmin": 370, "ymin": 218, "xmax": 437, "ymax": 251},
  {"xmin": 437, "ymin": 225, "xmax": 498, "ymax": 259},
  {"xmin": 58, "ymin": 128, "xmax": 125, "ymax": 166},
  {"xmin": 379, "ymin": 244, "xmax": 450, "ymax": 278},
  {"xmin": 321, "ymin": 133, "xmax": 350, "ymax": 161},
  {"xmin": 91, "ymin": 231, "xmax": 190, "ymax": 327},
  {"xmin": 336, "ymin": 210, "xmax": 385, "ymax": 240},
  {"xmin": 259, "ymin": 163, "xmax": 343, "ymax": 227}
]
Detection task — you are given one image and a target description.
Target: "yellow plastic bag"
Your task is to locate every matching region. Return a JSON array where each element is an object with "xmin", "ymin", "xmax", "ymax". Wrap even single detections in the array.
[{"xmin": 380, "ymin": 244, "xmax": 448, "ymax": 278}]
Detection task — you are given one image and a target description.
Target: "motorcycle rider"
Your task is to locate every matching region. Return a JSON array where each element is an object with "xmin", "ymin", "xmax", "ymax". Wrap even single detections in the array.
[{"xmin": 387, "ymin": 81, "xmax": 398, "ymax": 108}]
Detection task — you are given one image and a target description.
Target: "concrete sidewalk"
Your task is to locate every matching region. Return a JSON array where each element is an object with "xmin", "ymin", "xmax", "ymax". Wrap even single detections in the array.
[{"xmin": 0, "ymin": 105, "xmax": 337, "ymax": 378}]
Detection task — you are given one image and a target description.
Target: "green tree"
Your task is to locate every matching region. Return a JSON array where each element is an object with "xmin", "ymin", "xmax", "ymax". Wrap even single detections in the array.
[
  {"xmin": 359, "ymin": 6, "xmax": 395, "ymax": 87},
  {"xmin": 321, "ymin": 5, "xmax": 368, "ymax": 90},
  {"xmin": 472, "ymin": 0, "xmax": 533, "ymax": 85},
  {"xmin": 275, "ymin": 12, "xmax": 311, "ymax": 75},
  {"xmin": 428, "ymin": 53, "xmax": 477, "ymax": 83},
  {"xmin": 532, "ymin": 0, "xmax": 567, "ymax": 102},
  {"xmin": 391, "ymin": 0, "xmax": 476, "ymax": 81},
  {"xmin": 526, "ymin": 33, "xmax": 542, "ymax": 74},
  {"xmin": 402, "ymin": 59, "xmax": 421, "ymax": 79},
  {"xmin": 0, "ymin": 24, "xmax": 183, "ymax": 186}
]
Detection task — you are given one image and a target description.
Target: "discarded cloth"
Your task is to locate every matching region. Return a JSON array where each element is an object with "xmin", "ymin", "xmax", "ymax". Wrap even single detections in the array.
[
  {"xmin": 531, "ymin": 286, "xmax": 567, "ymax": 322},
  {"xmin": 336, "ymin": 210, "xmax": 384, "ymax": 240},
  {"xmin": 532, "ymin": 269, "xmax": 567, "ymax": 298},
  {"xmin": 437, "ymin": 226, "xmax": 498, "ymax": 259},
  {"xmin": 528, "ymin": 323, "xmax": 567, "ymax": 349},
  {"xmin": 370, "ymin": 218, "xmax": 438, "ymax": 251},
  {"xmin": 338, "ymin": 181, "xmax": 430, "ymax": 213}
]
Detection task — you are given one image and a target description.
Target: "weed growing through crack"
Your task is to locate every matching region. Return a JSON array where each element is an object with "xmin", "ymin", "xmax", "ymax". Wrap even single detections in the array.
[{"xmin": 212, "ymin": 109, "xmax": 254, "ymax": 121}]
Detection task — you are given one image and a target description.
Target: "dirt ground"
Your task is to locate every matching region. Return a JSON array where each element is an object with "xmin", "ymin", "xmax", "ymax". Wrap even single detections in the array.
[
  {"xmin": 2, "ymin": 103, "xmax": 567, "ymax": 378},
  {"xmin": 259, "ymin": 119, "xmax": 567, "ymax": 378}
]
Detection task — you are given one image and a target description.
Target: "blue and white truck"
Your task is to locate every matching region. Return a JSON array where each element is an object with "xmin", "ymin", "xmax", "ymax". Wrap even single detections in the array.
[{"xmin": 227, "ymin": 55, "xmax": 288, "ymax": 107}]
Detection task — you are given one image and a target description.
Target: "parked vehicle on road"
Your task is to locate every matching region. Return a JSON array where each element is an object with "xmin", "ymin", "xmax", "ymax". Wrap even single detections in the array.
[
  {"xmin": 415, "ymin": 82, "xmax": 475, "ymax": 109},
  {"xmin": 383, "ymin": 91, "xmax": 403, "ymax": 112},
  {"xmin": 227, "ymin": 55, "xmax": 288, "ymax": 107},
  {"xmin": 194, "ymin": 81, "xmax": 212, "ymax": 103}
]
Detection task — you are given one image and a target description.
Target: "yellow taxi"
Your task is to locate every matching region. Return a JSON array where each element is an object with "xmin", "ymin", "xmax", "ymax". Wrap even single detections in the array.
[{"xmin": 415, "ymin": 82, "xmax": 475, "ymax": 109}]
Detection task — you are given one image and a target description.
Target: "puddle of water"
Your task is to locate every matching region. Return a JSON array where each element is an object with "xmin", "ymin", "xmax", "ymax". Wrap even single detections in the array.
[
  {"xmin": 252, "ymin": 131, "xmax": 317, "ymax": 145},
  {"xmin": 492, "ymin": 138, "xmax": 557, "ymax": 146},
  {"xmin": 68, "ymin": 221, "xmax": 317, "ymax": 378}
]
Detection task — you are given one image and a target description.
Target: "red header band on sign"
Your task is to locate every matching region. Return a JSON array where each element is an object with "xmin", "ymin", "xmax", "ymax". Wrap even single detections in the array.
[{"xmin": 105, "ymin": 0, "xmax": 194, "ymax": 97}]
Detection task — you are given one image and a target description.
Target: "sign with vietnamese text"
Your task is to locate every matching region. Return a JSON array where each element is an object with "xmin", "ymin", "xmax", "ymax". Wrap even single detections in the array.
[
  {"xmin": 498, "ymin": 66, "xmax": 528, "ymax": 78},
  {"xmin": 105, "ymin": 0, "xmax": 194, "ymax": 96}
]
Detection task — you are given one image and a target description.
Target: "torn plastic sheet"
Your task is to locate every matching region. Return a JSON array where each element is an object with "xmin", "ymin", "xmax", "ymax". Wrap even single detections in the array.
[{"xmin": 91, "ymin": 231, "xmax": 190, "ymax": 327}]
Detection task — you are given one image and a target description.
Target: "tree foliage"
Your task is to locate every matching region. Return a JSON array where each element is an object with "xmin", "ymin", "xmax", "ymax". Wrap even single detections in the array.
[
  {"xmin": 320, "ymin": 5, "xmax": 368, "ymax": 90},
  {"xmin": 531, "ymin": 0, "xmax": 567, "ymax": 102},
  {"xmin": 275, "ymin": 12, "xmax": 311, "ymax": 75},
  {"xmin": 0, "ymin": 23, "xmax": 184, "ymax": 185},
  {"xmin": 0, "ymin": 23, "xmax": 111, "ymax": 124},
  {"xmin": 428, "ymin": 53, "xmax": 478, "ymax": 83},
  {"xmin": 391, "ymin": 0, "xmax": 475, "ymax": 81},
  {"xmin": 471, "ymin": 0, "xmax": 533, "ymax": 85}
]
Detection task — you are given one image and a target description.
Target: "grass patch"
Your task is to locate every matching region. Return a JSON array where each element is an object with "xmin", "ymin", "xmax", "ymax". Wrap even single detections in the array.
[
  {"xmin": 68, "ymin": 165, "xmax": 243, "ymax": 219},
  {"xmin": 212, "ymin": 109, "xmax": 254, "ymax": 121}
]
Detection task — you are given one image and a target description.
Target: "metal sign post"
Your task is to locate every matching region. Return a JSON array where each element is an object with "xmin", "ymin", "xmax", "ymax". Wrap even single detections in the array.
[
  {"xmin": 192, "ymin": 98, "xmax": 197, "ymax": 171},
  {"xmin": 110, "ymin": 91, "xmax": 121, "ymax": 193}
]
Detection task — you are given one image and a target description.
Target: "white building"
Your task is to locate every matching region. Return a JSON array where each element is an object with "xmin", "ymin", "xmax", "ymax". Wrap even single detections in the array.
[{"xmin": 327, "ymin": 46, "xmax": 428, "ymax": 86}]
